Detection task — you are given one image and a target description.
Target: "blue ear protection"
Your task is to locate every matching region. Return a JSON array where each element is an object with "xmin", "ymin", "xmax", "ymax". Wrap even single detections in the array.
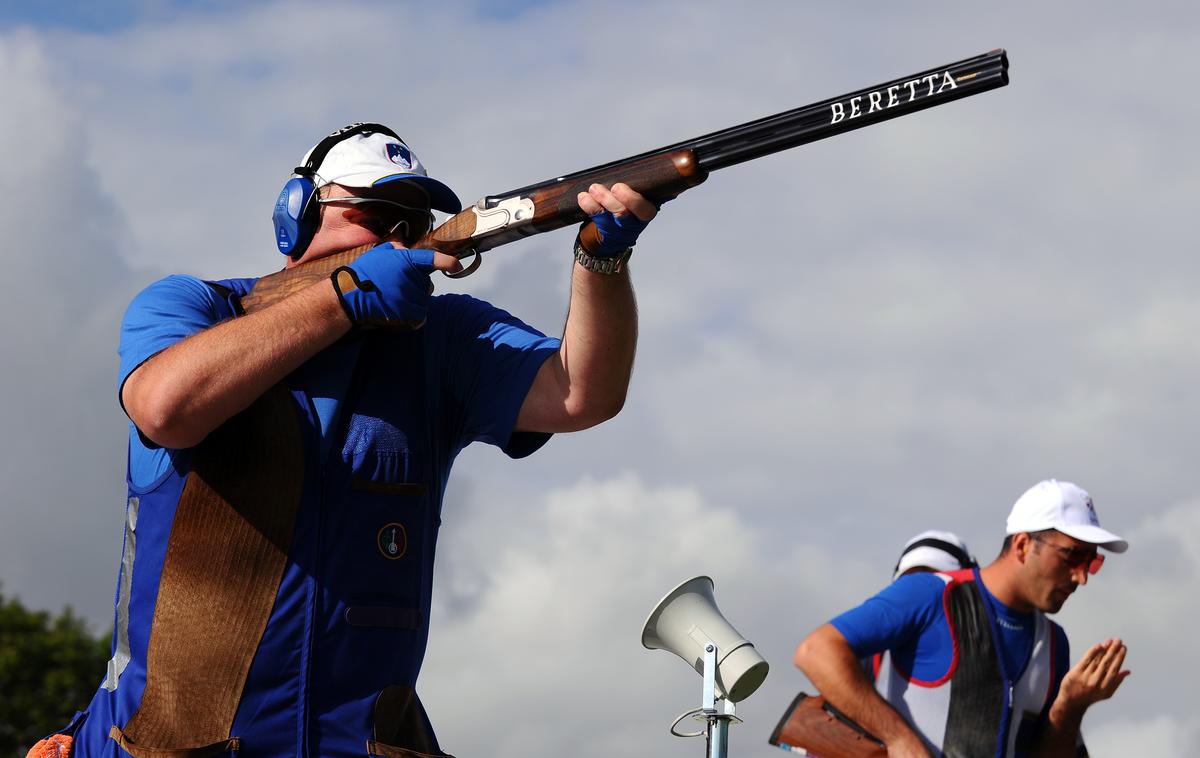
[{"xmin": 272, "ymin": 122, "xmax": 404, "ymax": 259}]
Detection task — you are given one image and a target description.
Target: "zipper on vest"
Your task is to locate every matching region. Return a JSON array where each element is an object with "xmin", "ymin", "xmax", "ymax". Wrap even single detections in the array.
[
  {"xmin": 304, "ymin": 449, "xmax": 339, "ymax": 758},
  {"xmin": 302, "ymin": 346, "xmax": 361, "ymax": 758},
  {"xmin": 303, "ymin": 499, "xmax": 323, "ymax": 758},
  {"xmin": 996, "ymin": 681, "xmax": 1015, "ymax": 758},
  {"xmin": 298, "ymin": 387, "xmax": 329, "ymax": 758}
]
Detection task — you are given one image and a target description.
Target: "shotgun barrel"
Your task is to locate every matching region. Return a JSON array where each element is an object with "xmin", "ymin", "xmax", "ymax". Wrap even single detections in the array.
[{"xmin": 493, "ymin": 49, "xmax": 1008, "ymax": 198}]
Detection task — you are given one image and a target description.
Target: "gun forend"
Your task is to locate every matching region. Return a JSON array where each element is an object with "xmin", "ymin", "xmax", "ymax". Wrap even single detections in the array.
[{"xmin": 423, "ymin": 149, "xmax": 707, "ymax": 258}]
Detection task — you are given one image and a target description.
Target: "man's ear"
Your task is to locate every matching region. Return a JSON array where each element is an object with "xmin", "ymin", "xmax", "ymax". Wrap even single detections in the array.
[{"xmin": 1011, "ymin": 532, "xmax": 1031, "ymax": 563}]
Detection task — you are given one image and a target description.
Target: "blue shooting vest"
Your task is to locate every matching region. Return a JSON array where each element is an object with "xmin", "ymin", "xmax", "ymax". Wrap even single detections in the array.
[{"xmin": 70, "ymin": 277, "xmax": 507, "ymax": 757}]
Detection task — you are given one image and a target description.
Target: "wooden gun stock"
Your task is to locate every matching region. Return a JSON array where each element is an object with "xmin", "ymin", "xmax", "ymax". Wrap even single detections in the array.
[
  {"xmin": 242, "ymin": 50, "xmax": 1008, "ymax": 315},
  {"xmin": 768, "ymin": 692, "xmax": 888, "ymax": 758}
]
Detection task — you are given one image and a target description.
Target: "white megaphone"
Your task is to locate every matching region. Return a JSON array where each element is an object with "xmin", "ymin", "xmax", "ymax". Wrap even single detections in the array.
[{"xmin": 641, "ymin": 576, "xmax": 768, "ymax": 702}]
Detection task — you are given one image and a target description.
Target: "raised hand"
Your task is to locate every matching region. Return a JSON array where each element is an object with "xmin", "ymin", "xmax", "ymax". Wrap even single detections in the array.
[
  {"xmin": 1058, "ymin": 638, "xmax": 1130, "ymax": 711},
  {"xmin": 576, "ymin": 182, "xmax": 660, "ymax": 257}
]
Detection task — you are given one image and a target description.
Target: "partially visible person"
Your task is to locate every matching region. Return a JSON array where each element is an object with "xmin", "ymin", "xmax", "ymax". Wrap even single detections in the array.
[
  {"xmin": 892, "ymin": 530, "xmax": 976, "ymax": 579},
  {"xmin": 858, "ymin": 530, "xmax": 977, "ymax": 680},
  {"xmin": 795, "ymin": 480, "xmax": 1130, "ymax": 758}
]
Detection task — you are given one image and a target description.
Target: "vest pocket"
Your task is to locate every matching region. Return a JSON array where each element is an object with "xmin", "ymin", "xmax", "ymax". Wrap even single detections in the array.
[
  {"xmin": 353, "ymin": 479, "xmax": 428, "ymax": 498},
  {"xmin": 108, "ymin": 726, "xmax": 239, "ymax": 757},
  {"xmin": 366, "ymin": 741, "xmax": 449, "ymax": 758},
  {"xmin": 345, "ymin": 605, "xmax": 423, "ymax": 630},
  {"xmin": 366, "ymin": 686, "xmax": 452, "ymax": 758},
  {"xmin": 336, "ymin": 452, "xmax": 431, "ymax": 616}
]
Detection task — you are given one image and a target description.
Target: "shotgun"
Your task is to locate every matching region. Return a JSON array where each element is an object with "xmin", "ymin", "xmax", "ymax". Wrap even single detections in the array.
[
  {"xmin": 241, "ymin": 49, "xmax": 1008, "ymax": 314},
  {"xmin": 768, "ymin": 692, "xmax": 888, "ymax": 758}
]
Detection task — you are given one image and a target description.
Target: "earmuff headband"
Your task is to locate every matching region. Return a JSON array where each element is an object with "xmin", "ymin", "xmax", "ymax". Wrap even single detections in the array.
[{"xmin": 296, "ymin": 122, "xmax": 403, "ymax": 180}]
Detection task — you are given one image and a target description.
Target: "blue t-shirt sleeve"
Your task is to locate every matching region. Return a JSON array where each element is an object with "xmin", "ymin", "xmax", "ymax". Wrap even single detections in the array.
[
  {"xmin": 831, "ymin": 573, "xmax": 947, "ymax": 657},
  {"xmin": 432, "ymin": 294, "xmax": 560, "ymax": 458},
  {"xmin": 118, "ymin": 276, "xmax": 233, "ymax": 483},
  {"xmin": 117, "ymin": 275, "xmax": 231, "ymax": 406}
]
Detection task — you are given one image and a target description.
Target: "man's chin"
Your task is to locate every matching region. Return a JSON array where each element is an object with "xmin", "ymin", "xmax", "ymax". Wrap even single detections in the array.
[{"xmin": 1042, "ymin": 589, "xmax": 1072, "ymax": 614}]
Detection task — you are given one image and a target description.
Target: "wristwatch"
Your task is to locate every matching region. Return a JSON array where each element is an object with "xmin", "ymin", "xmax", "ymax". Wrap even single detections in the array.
[{"xmin": 574, "ymin": 240, "xmax": 633, "ymax": 275}]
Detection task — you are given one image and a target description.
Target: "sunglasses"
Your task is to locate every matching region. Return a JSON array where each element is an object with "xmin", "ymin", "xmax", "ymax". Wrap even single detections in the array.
[
  {"xmin": 318, "ymin": 196, "xmax": 434, "ymax": 240},
  {"xmin": 1030, "ymin": 534, "xmax": 1105, "ymax": 575}
]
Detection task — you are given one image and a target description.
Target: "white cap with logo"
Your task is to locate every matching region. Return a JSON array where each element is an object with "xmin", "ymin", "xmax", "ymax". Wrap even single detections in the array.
[
  {"xmin": 1005, "ymin": 479, "xmax": 1128, "ymax": 553},
  {"xmin": 303, "ymin": 129, "xmax": 462, "ymax": 214}
]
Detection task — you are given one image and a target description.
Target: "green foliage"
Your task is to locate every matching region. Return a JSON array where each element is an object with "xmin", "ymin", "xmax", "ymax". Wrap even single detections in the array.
[{"xmin": 0, "ymin": 586, "xmax": 109, "ymax": 757}]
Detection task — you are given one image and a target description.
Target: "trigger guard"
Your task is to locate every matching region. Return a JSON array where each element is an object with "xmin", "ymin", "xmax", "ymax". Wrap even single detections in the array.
[{"xmin": 443, "ymin": 249, "xmax": 482, "ymax": 279}]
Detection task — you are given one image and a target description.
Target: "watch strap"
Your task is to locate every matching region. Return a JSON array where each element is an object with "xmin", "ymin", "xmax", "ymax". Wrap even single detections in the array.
[{"xmin": 574, "ymin": 241, "xmax": 632, "ymax": 275}]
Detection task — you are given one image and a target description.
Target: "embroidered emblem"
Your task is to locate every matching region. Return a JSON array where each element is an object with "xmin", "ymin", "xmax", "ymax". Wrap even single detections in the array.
[
  {"xmin": 377, "ymin": 523, "xmax": 407, "ymax": 560},
  {"xmin": 386, "ymin": 142, "xmax": 413, "ymax": 170},
  {"xmin": 1085, "ymin": 497, "xmax": 1099, "ymax": 525}
]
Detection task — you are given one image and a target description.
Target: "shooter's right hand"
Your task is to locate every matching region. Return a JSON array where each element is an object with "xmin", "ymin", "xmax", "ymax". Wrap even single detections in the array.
[{"xmin": 330, "ymin": 243, "xmax": 460, "ymax": 328}]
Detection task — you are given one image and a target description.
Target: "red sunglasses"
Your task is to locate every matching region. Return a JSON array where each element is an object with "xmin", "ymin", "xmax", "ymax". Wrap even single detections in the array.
[{"xmin": 1031, "ymin": 534, "xmax": 1105, "ymax": 575}]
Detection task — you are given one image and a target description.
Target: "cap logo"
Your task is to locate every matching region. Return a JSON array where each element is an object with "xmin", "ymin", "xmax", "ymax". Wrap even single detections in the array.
[
  {"xmin": 377, "ymin": 523, "xmax": 408, "ymax": 560},
  {"xmin": 1085, "ymin": 497, "xmax": 1099, "ymax": 525},
  {"xmin": 386, "ymin": 142, "xmax": 414, "ymax": 170}
]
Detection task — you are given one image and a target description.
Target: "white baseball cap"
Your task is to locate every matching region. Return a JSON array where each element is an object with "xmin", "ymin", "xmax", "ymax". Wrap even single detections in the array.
[
  {"xmin": 1005, "ymin": 479, "xmax": 1128, "ymax": 553},
  {"xmin": 893, "ymin": 530, "xmax": 975, "ymax": 579},
  {"xmin": 301, "ymin": 126, "xmax": 462, "ymax": 214}
]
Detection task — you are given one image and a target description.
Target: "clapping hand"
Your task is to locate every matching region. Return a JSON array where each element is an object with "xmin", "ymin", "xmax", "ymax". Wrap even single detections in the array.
[{"xmin": 1058, "ymin": 638, "xmax": 1130, "ymax": 710}]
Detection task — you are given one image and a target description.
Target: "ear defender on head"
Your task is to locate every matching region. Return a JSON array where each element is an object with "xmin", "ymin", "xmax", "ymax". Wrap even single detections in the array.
[
  {"xmin": 273, "ymin": 171, "xmax": 318, "ymax": 259},
  {"xmin": 272, "ymin": 122, "xmax": 406, "ymax": 260}
]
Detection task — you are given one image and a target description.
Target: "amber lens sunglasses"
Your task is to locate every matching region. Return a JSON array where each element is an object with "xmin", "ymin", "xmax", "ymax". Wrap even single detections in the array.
[
  {"xmin": 1030, "ymin": 534, "xmax": 1105, "ymax": 575},
  {"xmin": 318, "ymin": 196, "xmax": 434, "ymax": 240}
]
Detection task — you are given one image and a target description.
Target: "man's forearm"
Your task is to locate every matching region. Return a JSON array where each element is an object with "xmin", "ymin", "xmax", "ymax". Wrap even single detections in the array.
[
  {"xmin": 1033, "ymin": 637, "xmax": 1129, "ymax": 757},
  {"xmin": 515, "ymin": 262, "xmax": 636, "ymax": 433},
  {"xmin": 558, "ymin": 263, "xmax": 637, "ymax": 418},
  {"xmin": 122, "ymin": 278, "xmax": 352, "ymax": 448},
  {"xmin": 1031, "ymin": 697, "xmax": 1085, "ymax": 757},
  {"xmin": 794, "ymin": 624, "xmax": 930, "ymax": 757}
]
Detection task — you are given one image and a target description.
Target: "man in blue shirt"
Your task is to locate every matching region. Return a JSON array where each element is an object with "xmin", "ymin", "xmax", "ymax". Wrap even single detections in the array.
[
  {"xmin": 794, "ymin": 480, "xmax": 1131, "ymax": 758},
  {"xmin": 51, "ymin": 123, "xmax": 661, "ymax": 758}
]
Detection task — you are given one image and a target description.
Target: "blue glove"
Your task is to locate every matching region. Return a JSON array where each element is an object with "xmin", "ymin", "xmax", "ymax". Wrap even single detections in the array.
[
  {"xmin": 331, "ymin": 244, "xmax": 435, "ymax": 328},
  {"xmin": 588, "ymin": 207, "xmax": 655, "ymax": 257}
]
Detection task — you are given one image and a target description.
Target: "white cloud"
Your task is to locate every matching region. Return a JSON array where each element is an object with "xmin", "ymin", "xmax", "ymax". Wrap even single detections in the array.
[
  {"xmin": 423, "ymin": 471, "xmax": 864, "ymax": 758},
  {"xmin": 1086, "ymin": 714, "xmax": 1200, "ymax": 758},
  {"xmin": 0, "ymin": 30, "xmax": 139, "ymax": 624},
  {"xmin": 3, "ymin": 0, "xmax": 1200, "ymax": 752}
]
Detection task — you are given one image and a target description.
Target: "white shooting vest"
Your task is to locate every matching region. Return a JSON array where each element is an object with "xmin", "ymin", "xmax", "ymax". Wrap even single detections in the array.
[{"xmin": 873, "ymin": 571, "xmax": 1060, "ymax": 758}]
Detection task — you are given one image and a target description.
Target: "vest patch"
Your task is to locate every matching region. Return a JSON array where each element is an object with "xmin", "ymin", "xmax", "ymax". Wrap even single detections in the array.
[{"xmin": 378, "ymin": 523, "xmax": 408, "ymax": 559}]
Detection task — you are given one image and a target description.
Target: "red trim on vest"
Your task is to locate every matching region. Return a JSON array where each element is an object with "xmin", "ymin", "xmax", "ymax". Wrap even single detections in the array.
[
  {"xmin": 872, "ymin": 652, "xmax": 882, "ymax": 679},
  {"xmin": 888, "ymin": 571, "xmax": 971, "ymax": 688}
]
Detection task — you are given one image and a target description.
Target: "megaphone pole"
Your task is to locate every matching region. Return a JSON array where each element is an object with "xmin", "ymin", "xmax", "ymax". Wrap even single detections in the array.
[{"xmin": 700, "ymin": 643, "xmax": 733, "ymax": 758}]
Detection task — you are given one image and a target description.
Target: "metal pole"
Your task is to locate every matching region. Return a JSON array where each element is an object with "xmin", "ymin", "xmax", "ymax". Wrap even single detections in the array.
[
  {"xmin": 702, "ymin": 644, "xmax": 731, "ymax": 758},
  {"xmin": 707, "ymin": 711, "xmax": 729, "ymax": 758}
]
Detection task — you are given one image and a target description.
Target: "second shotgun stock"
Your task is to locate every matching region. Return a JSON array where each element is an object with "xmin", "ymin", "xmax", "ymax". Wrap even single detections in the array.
[
  {"xmin": 241, "ymin": 49, "xmax": 1008, "ymax": 314},
  {"xmin": 769, "ymin": 692, "xmax": 888, "ymax": 758}
]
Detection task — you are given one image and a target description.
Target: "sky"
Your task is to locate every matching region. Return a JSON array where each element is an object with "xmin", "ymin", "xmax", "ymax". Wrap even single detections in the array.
[{"xmin": 1, "ymin": 1, "xmax": 1198, "ymax": 755}]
